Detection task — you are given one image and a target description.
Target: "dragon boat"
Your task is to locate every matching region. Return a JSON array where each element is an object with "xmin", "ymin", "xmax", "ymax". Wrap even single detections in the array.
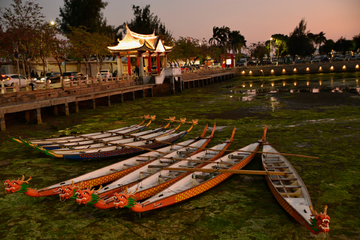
[
  {"xmin": 86, "ymin": 127, "xmax": 235, "ymax": 209},
  {"xmin": 33, "ymin": 120, "xmax": 197, "ymax": 160},
  {"xmin": 42, "ymin": 126, "xmax": 178, "ymax": 155},
  {"xmin": 10, "ymin": 115, "xmax": 156, "ymax": 149},
  {"xmin": 117, "ymin": 127, "xmax": 266, "ymax": 212},
  {"xmin": 4, "ymin": 124, "xmax": 209, "ymax": 199},
  {"xmin": 261, "ymin": 144, "xmax": 330, "ymax": 234}
]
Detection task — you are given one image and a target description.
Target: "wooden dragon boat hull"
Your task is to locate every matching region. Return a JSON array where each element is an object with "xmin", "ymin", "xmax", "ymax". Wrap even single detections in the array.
[
  {"xmin": 261, "ymin": 144, "xmax": 330, "ymax": 234},
  {"xmin": 4, "ymin": 126, "xmax": 208, "ymax": 198},
  {"xmin": 11, "ymin": 118, "xmax": 150, "ymax": 147},
  {"xmin": 93, "ymin": 127, "xmax": 233, "ymax": 209},
  {"xmin": 39, "ymin": 125, "xmax": 161, "ymax": 150},
  {"xmin": 130, "ymin": 143, "xmax": 260, "ymax": 212},
  {"xmin": 129, "ymin": 137, "xmax": 263, "ymax": 212},
  {"xmin": 47, "ymin": 128, "xmax": 175, "ymax": 154},
  {"xmin": 57, "ymin": 127, "xmax": 192, "ymax": 160}
]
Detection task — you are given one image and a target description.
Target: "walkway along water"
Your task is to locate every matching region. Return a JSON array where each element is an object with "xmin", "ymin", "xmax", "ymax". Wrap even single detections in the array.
[{"xmin": 0, "ymin": 70, "xmax": 234, "ymax": 131}]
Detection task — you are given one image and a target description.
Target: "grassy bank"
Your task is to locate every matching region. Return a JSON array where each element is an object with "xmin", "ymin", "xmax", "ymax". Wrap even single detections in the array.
[{"xmin": 1, "ymin": 72, "xmax": 359, "ymax": 239}]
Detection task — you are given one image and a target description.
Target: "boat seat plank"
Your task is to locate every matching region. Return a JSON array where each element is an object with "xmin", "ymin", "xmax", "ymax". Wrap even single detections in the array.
[
  {"xmin": 123, "ymin": 164, "xmax": 136, "ymax": 167},
  {"xmin": 140, "ymin": 171, "xmax": 154, "ymax": 175},
  {"xmin": 159, "ymin": 175, "xmax": 176, "ymax": 179},
  {"xmin": 179, "ymin": 165, "xmax": 195, "ymax": 168},
  {"xmin": 270, "ymin": 178, "xmax": 298, "ymax": 181},
  {"xmin": 265, "ymin": 161, "xmax": 285, "ymax": 164},
  {"xmin": 148, "ymin": 165, "xmax": 167, "ymax": 168},
  {"xmin": 275, "ymin": 185, "xmax": 301, "ymax": 188}
]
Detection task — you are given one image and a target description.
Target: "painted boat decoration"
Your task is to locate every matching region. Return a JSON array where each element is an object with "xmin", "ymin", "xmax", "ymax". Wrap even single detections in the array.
[
  {"xmin": 10, "ymin": 115, "xmax": 156, "ymax": 148},
  {"xmin": 3, "ymin": 124, "xmax": 208, "ymax": 199},
  {"xmin": 261, "ymin": 144, "xmax": 330, "ymax": 234},
  {"xmin": 89, "ymin": 127, "xmax": 234, "ymax": 209},
  {"xmin": 114, "ymin": 127, "xmax": 266, "ymax": 212}
]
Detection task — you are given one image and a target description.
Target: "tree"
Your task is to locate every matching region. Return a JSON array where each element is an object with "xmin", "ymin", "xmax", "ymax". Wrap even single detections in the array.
[
  {"xmin": 123, "ymin": 5, "xmax": 173, "ymax": 45},
  {"xmin": 319, "ymin": 39, "xmax": 335, "ymax": 55},
  {"xmin": 209, "ymin": 26, "xmax": 230, "ymax": 54},
  {"xmin": 288, "ymin": 19, "xmax": 315, "ymax": 58},
  {"xmin": 57, "ymin": 0, "xmax": 108, "ymax": 34},
  {"xmin": 248, "ymin": 42, "xmax": 268, "ymax": 64},
  {"xmin": 227, "ymin": 30, "xmax": 246, "ymax": 55},
  {"xmin": 0, "ymin": 0, "xmax": 46, "ymax": 78},
  {"xmin": 271, "ymin": 34, "xmax": 288, "ymax": 60},
  {"xmin": 314, "ymin": 32, "xmax": 327, "ymax": 53},
  {"xmin": 352, "ymin": 34, "xmax": 360, "ymax": 52},
  {"xmin": 334, "ymin": 37, "xmax": 355, "ymax": 55}
]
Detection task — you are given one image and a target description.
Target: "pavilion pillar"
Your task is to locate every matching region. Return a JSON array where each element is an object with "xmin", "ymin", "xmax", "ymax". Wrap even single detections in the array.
[
  {"xmin": 138, "ymin": 51, "xmax": 145, "ymax": 80},
  {"xmin": 127, "ymin": 54, "xmax": 131, "ymax": 75},
  {"xmin": 117, "ymin": 53, "xmax": 123, "ymax": 76},
  {"xmin": 148, "ymin": 52, "xmax": 152, "ymax": 73},
  {"xmin": 156, "ymin": 53, "xmax": 161, "ymax": 74},
  {"xmin": 164, "ymin": 53, "xmax": 168, "ymax": 68}
]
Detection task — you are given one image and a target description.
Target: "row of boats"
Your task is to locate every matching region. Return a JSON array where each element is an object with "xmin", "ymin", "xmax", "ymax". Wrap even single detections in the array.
[{"xmin": 4, "ymin": 117, "xmax": 330, "ymax": 235}]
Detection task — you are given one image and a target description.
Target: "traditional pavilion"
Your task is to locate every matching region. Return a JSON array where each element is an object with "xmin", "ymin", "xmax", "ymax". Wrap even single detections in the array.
[{"xmin": 108, "ymin": 25, "xmax": 174, "ymax": 80}]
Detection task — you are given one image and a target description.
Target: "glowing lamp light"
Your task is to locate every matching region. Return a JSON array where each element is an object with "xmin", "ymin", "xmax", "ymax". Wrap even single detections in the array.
[
  {"xmin": 249, "ymin": 70, "xmax": 252, "ymax": 74},
  {"xmin": 319, "ymin": 80, "xmax": 322, "ymax": 86},
  {"xmin": 330, "ymin": 66, "xmax": 334, "ymax": 70},
  {"xmin": 342, "ymin": 65, "xmax": 346, "ymax": 70},
  {"xmin": 282, "ymin": 81, "xmax": 286, "ymax": 86},
  {"xmin": 50, "ymin": 20, "xmax": 55, "ymax": 25},
  {"xmin": 319, "ymin": 66, "xmax": 322, "ymax": 71},
  {"xmin": 249, "ymin": 83, "xmax": 253, "ymax": 88},
  {"xmin": 260, "ymin": 69, "xmax": 263, "ymax": 73},
  {"xmin": 271, "ymin": 82, "xmax": 275, "ymax": 87},
  {"xmin": 261, "ymin": 84, "xmax": 264, "ymax": 87},
  {"xmin": 356, "ymin": 79, "xmax": 359, "ymax": 84},
  {"xmin": 293, "ymin": 82, "xmax": 297, "ymax": 86},
  {"xmin": 306, "ymin": 67, "xmax": 310, "ymax": 71},
  {"xmin": 242, "ymin": 84, "xmax": 246, "ymax": 88},
  {"xmin": 271, "ymin": 69, "xmax": 274, "ymax": 73},
  {"xmin": 306, "ymin": 81, "xmax": 310, "ymax": 86},
  {"xmin": 242, "ymin": 71, "xmax": 245, "ymax": 74},
  {"xmin": 293, "ymin": 68, "xmax": 297, "ymax": 72},
  {"xmin": 282, "ymin": 69, "xmax": 286, "ymax": 73},
  {"xmin": 356, "ymin": 64, "xmax": 359, "ymax": 69}
]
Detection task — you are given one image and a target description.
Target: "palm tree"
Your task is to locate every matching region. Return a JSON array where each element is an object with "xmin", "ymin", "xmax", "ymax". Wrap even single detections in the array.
[
  {"xmin": 227, "ymin": 30, "xmax": 246, "ymax": 55},
  {"xmin": 315, "ymin": 32, "xmax": 327, "ymax": 54}
]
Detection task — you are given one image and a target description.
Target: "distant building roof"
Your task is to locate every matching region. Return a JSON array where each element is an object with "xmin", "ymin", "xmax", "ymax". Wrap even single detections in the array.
[{"xmin": 108, "ymin": 25, "xmax": 173, "ymax": 55}]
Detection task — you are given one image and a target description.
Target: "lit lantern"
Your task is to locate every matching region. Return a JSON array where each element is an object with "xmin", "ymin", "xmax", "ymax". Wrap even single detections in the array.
[
  {"xmin": 306, "ymin": 67, "xmax": 310, "ymax": 71},
  {"xmin": 249, "ymin": 70, "xmax": 252, "ymax": 74},
  {"xmin": 319, "ymin": 80, "xmax": 322, "ymax": 86},
  {"xmin": 271, "ymin": 69, "xmax": 274, "ymax": 73},
  {"xmin": 342, "ymin": 65, "xmax": 346, "ymax": 70},
  {"xmin": 249, "ymin": 83, "xmax": 253, "ymax": 88},
  {"xmin": 319, "ymin": 66, "xmax": 322, "ymax": 71},
  {"xmin": 330, "ymin": 66, "xmax": 334, "ymax": 70},
  {"xmin": 306, "ymin": 81, "xmax": 310, "ymax": 86},
  {"xmin": 283, "ymin": 81, "xmax": 286, "ymax": 86},
  {"xmin": 293, "ymin": 82, "xmax": 297, "ymax": 86},
  {"xmin": 293, "ymin": 68, "xmax": 297, "ymax": 72},
  {"xmin": 271, "ymin": 82, "xmax": 274, "ymax": 87},
  {"xmin": 282, "ymin": 69, "xmax": 286, "ymax": 73},
  {"xmin": 242, "ymin": 71, "xmax": 245, "ymax": 74},
  {"xmin": 356, "ymin": 64, "xmax": 359, "ymax": 69}
]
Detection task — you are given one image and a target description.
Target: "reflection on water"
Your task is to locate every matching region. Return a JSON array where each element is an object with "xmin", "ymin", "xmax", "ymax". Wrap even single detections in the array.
[{"xmin": 269, "ymin": 97, "xmax": 280, "ymax": 112}]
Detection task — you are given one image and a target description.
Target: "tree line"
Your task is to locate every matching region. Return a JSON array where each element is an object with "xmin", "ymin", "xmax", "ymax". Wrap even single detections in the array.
[{"xmin": 1, "ymin": 0, "xmax": 359, "ymax": 79}]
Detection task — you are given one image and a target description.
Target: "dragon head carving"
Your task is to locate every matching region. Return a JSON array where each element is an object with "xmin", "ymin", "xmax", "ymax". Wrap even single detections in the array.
[
  {"xmin": 57, "ymin": 182, "xmax": 80, "ymax": 201},
  {"xmin": 310, "ymin": 205, "xmax": 330, "ymax": 234},
  {"xmin": 113, "ymin": 187, "xmax": 137, "ymax": 209},
  {"xmin": 75, "ymin": 185, "xmax": 102, "ymax": 205},
  {"xmin": 4, "ymin": 175, "xmax": 32, "ymax": 193}
]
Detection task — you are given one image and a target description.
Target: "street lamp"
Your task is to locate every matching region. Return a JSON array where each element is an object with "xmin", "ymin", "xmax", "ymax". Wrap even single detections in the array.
[{"xmin": 50, "ymin": 20, "xmax": 55, "ymax": 26}]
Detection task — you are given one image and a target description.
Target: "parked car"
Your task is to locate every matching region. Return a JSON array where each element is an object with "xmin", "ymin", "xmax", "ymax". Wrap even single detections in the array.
[
  {"xmin": 63, "ymin": 72, "xmax": 83, "ymax": 81},
  {"xmin": 37, "ymin": 72, "xmax": 61, "ymax": 84},
  {"xmin": 1, "ymin": 74, "xmax": 30, "ymax": 86},
  {"xmin": 350, "ymin": 55, "xmax": 357, "ymax": 61},
  {"xmin": 96, "ymin": 70, "xmax": 112, "ymax": 79}
]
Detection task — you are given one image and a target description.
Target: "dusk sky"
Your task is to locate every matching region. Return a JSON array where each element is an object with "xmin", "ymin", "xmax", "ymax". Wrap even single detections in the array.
[{"xmin": 1, "ymin": 0, "xmax": 359, "ymax": 45}]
